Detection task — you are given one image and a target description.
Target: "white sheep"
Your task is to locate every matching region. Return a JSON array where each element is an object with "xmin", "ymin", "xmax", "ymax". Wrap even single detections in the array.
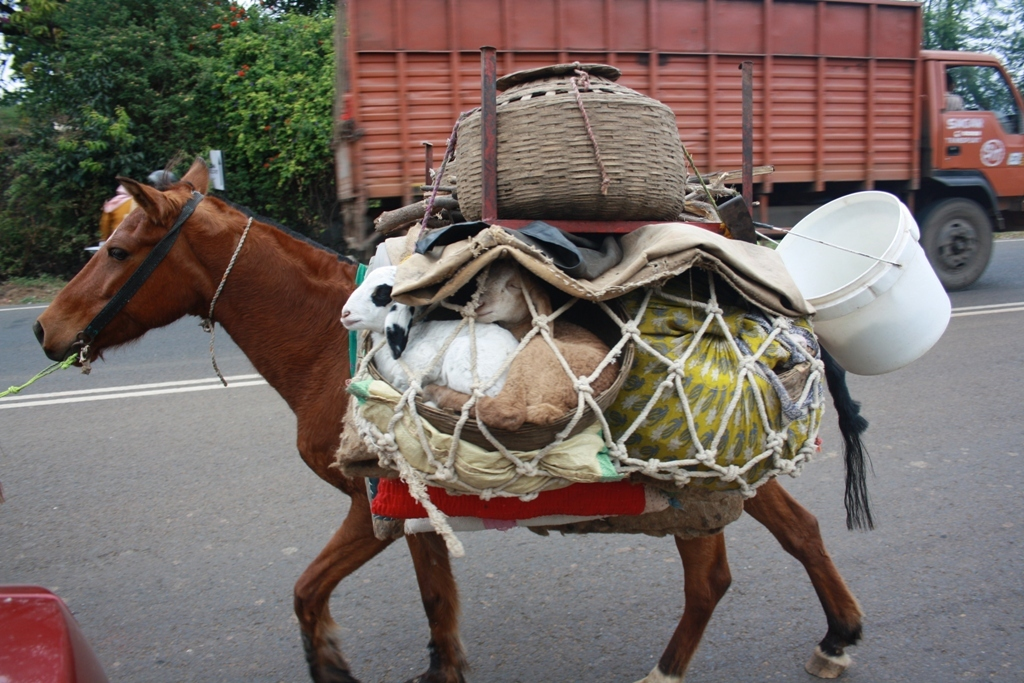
[{"xmin": 340, "ymin": 266, "xmax": 519, "ymax": 398}]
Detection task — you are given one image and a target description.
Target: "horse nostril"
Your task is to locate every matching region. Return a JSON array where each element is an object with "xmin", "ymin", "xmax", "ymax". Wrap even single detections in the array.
[{"xmin": 33, "ymin": 320, "xmax": 45, "ymax": 347}]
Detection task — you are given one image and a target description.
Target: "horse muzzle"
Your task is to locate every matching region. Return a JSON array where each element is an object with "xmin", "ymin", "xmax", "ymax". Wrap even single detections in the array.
[{"xmin": 33, "ymin": 318, "xmax": 87, "ymax": 364}]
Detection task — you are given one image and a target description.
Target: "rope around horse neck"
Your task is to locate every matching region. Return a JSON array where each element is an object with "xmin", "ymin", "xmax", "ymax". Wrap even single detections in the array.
[
  {"xmin": 1, "ymin": 355, "xmax": 79, "ymax": 399},
  {"xmin": 201, "ymin": 215, "xmax": 254, "ymax": 386}
]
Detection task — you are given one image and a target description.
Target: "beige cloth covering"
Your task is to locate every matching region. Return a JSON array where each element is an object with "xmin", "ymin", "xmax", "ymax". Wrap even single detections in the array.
[{"xmin": 389, "ymin": 222, "xmax": 814, "ymax": 319}]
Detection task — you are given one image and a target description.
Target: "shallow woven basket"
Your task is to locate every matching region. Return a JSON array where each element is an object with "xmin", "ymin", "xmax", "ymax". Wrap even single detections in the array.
[
  {"xmin": 456, "ymin": 63, "xmax": 687, "ymax": 222},
  {"xmin": 366, "ymin": 299, "xmax": 635, "ymax": 452}
]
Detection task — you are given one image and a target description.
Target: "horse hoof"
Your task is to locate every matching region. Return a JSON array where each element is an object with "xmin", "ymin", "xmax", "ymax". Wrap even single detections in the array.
[
  {"xmin": 633, "ymin": 666, "xmax": 685, "ymax": 683},
  {"xmin": 403, "ymin": 674, "xmax": 466, "ymax": 683},
  {"xmin": 311, "ymin": 664, "xmax": 363, "ymax": 683},
  {"xmin": 805, "ymin": 645, "xmax": 851, "ymax": 679}
]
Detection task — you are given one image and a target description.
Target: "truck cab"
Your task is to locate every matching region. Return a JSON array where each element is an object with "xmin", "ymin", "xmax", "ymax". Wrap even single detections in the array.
[{"xmin": 919, "ymin": 51, "xmax": 1024, "ymax": 288}]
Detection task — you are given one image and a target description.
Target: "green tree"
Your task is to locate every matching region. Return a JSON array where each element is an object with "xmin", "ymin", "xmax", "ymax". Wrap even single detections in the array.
[
  {"xmin": 0, "ymin": 1, "xmax": 224, "ymax": 277},
  {"xmin": 923, "ymin": 0, "xmax": 1024, "ymax": 86},
  {"xmin": 196, "ymin": 11, "xmax": 337, "ymax": 243},
  {"xmin": 259, "ymin": 0, "xmax": 334, "ymax": 15},
  {"xmin": 0, "ymin": 1, "xmax": 337, "ymax": 279},
  {"xmin": 923, "ymin": 0, "xmax": 979, "ymax": 51},
  {"xmin": 977, "ymin": 1, "xmax": 1024, "ymax": 85}
]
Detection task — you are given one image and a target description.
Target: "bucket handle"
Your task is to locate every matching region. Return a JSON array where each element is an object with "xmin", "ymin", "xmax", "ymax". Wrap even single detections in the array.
[{"xmin": 757, "ymin": 227, "xmax": 904, "ymax": 268}]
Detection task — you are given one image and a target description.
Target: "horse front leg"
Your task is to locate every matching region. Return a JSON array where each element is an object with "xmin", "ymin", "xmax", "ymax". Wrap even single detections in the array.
[
  {"xmin": 635, "ymin": 532, "xmax": 731, "ymax": 683},
  {"xmin": 404, "ymin": 531, "xmax": 467, "ymax": 683},
  {"xmin": 294, "ymin": 490, "xmax": 395, "ymax": 683},
  {"xmin": 743, "ymin": 479, "xmax": 863, "ymax": 679}
]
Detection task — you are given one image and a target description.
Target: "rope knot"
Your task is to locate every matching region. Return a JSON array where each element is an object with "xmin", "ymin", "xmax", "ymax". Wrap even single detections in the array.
[
  {"xmin": 575, "ymin": 376, "xmax": 594, "ymax": 395},
  {"xmin": 571, "ymin": 62, "xmax": 592, "ymax": 91},
  {"xmin": 532, "ymin": 314, "xmax": 552, "ymax": 334},
  {"xmin": 517, "ymin": 462, "xmax": 539, "ymax": 478},
  {"xmin": 672, "ymin": 470, "xmax": 693, "ymax": 487},
  {"xmin": 434, "ymin": 465, "xmax": 457, "ymax": 482},
  {"xmin": 721, "ymin": 464, "xmax": 742, "ymax": 483},
  {"xmin": 642, "ymin": 458, "xmax": 661, "ymax": 476},
  {"xmin": 622, "ymin": 321, "xmax": 641, "ymax": 337}
]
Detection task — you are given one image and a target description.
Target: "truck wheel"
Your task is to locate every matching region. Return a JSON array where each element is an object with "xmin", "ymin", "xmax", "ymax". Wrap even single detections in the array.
[{"xmin": 919, "ymin": 198, "xmax": 993, "ymax": 291}]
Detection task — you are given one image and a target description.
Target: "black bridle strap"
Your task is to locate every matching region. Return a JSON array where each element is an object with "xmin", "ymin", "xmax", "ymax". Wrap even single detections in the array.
[{"xmin": 80, "ymin": 191, "xmax": 205, "ymax": 344}]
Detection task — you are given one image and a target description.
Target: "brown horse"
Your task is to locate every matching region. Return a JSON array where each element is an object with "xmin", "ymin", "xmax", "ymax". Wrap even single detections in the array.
[{"xmin": 35, "ymin": 159, "xmax": 863, "ymax": 683}]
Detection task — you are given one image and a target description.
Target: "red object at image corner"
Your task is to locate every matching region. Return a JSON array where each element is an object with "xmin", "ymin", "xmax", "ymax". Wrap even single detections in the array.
[{"xmin": 0, "ymin": 586, "xmax": 109, "ymax": 683}]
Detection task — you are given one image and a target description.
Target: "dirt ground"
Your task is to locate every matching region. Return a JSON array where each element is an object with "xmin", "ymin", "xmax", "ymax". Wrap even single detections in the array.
[{"xmin": 0, "ymin": 278, "xmax": 67, "ymax": 306}]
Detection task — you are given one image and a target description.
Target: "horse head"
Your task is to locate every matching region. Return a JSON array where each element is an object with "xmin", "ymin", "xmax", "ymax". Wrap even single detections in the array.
[{"xmin": 35, "ymin": 159, "xmax": 215, "ymax": 363}]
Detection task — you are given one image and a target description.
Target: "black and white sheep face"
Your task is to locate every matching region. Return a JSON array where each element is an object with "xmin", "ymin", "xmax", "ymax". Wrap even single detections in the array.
[
  {"xmin": 340, "ymin": 266, "xmax": 399, "ymax": 332},
  {"xmin": 341, "ymin": 265, "xmax": 421, "ymax": 359}
]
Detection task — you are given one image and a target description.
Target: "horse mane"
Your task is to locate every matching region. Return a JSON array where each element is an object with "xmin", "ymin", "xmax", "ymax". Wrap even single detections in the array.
[{"xmin": 216, "ymin": 196, "xmax": 357, "ymax": 265}]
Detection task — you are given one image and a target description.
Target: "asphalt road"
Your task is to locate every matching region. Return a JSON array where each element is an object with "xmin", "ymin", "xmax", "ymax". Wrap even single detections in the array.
[{"xmin": 2, "ymin": 240, "xmax": 1023, "ymax": 683}]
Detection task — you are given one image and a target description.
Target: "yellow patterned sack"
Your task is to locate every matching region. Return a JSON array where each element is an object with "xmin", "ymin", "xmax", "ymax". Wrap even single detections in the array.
[{"xmin": 604, "ymin": 271, "xmax": 824, "ymax": 492}]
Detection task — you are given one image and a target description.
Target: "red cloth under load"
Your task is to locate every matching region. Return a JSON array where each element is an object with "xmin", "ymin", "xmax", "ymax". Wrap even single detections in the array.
[{"xmin": 371, "ymin": 478, "xmax": 646, "ymax": 520}]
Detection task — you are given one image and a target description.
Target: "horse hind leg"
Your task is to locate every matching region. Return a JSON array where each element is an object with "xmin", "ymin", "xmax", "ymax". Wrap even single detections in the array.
[
  {"xmin": 743, "ymin": 479, "xmax": 863, "ymax": 679},
  {"xmin": 404, "ymin": 532, "xmax": 468, "ymax": 683},
  {"xmin": 634, "ymin": 532, "xmax": 731, "ymax": 683},
  {"xmin": 294, "ymin": 490, "xmax": 395, "ymax": 683}
]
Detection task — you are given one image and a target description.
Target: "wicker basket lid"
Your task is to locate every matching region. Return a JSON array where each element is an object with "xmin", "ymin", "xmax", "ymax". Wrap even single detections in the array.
[
  {"xmin": 496, "ymin": 63, "xmax": 621, "ymax": 91},
  {"xmin": 456, "ymin": 62, "xmax": 687, "ymax": 222}
]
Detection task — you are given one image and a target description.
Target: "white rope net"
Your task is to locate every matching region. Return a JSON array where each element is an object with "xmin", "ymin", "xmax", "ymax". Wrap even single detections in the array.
[{"xmin": 350, "ymin": 264, "xmax": 824, "ymax": 556}]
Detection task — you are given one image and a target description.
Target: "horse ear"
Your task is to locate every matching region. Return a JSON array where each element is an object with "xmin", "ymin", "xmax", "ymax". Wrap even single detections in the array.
[
  {"xmin": 117, "ymin": 177, "xmax": 175, "ymax": 226},
  {"xmin": 181, "ymin": 157, "xmax": 210, "ymax": 194}
]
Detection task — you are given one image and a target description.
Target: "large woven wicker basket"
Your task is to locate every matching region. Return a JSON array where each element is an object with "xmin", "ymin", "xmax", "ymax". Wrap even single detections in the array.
[
  {"xmin": 365, "ymin": 299, "xmax": 635, "ymax": 452},
  {"xmin": 456, "ymin": 63, "xmax": 687, "ymax": 222}
]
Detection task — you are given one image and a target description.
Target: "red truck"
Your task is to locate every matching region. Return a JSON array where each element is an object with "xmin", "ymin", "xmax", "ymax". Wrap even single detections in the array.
[{"xmin": 333, "ymin": 0, "xmax": 1024, "ymax": 290}]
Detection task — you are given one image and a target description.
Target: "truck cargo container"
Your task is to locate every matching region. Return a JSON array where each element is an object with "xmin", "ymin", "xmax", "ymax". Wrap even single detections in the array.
[{"xmin": 334, "ymin": 0, "xmax": 1024, "ymax": 289}]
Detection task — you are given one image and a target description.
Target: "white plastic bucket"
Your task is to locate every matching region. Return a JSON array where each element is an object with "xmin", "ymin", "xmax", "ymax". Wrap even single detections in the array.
[{"xmin": 776, "ymin": 192, "xmax": 951, "ymax": 376}]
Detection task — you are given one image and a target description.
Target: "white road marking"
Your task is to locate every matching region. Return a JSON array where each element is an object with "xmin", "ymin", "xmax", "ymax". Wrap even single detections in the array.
[
  {"xmin": 0, "ymin": 374, "xmax": 267, "ymax": 410},
  {"xmin": 0, "ymin": 304, "xmax": 48, "ymax": 312},
  {"xmin": 952, "ymin": 301, "xmax": 1024, "ymax": 311},
  {"xmin": 951, "ymin": 301, "xmax": 1024, "ymax": 318},
  {"xmin": 952, "ymin": 306, "xmax": 1024, "ymax": 318}
]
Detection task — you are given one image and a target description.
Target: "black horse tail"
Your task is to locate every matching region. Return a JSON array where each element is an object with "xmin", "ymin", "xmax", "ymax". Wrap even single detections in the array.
[{"xmin": 821, "ymin": 347, "xmax": 874, "ymax": 531}]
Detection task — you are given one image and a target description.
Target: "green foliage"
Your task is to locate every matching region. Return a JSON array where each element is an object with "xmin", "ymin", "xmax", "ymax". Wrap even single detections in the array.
[
  {"xmin": 197, "ymin": 11, "xmax": 337, "ymax": 241},
  {"xmin": 0, "ymin": 1, "xmax": 338, "ymax": 280},
  {"xmin": 975, "ymin": 1, "xmax": 1024, "ymax": 86},
  {"xmin": 924, "ymin": 0, "xmax": 1024, "ymax": 87},
  {"xmin": 923, "ymin": 0, "xmax": 978, "ymax": 52},
  {"xmin": 259, "ymin": 0, "xmax": 335, "ymax": 15}
]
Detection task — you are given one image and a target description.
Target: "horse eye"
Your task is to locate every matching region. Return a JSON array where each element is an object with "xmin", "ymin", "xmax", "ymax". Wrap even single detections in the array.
[{"xmin": 107, "ymin": 247, "xmax": 129, "ymax": 261}]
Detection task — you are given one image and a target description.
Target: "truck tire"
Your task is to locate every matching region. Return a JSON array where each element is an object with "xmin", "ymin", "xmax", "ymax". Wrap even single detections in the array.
[{"xmin": 919, "ymin": 198, "xmax": 993, "ymax": 291}]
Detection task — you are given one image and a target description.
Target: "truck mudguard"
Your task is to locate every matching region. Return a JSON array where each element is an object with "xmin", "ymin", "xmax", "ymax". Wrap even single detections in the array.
[{"xmin": 927, "ymin": 170, "xmax": 1004, "ymax": 229}]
